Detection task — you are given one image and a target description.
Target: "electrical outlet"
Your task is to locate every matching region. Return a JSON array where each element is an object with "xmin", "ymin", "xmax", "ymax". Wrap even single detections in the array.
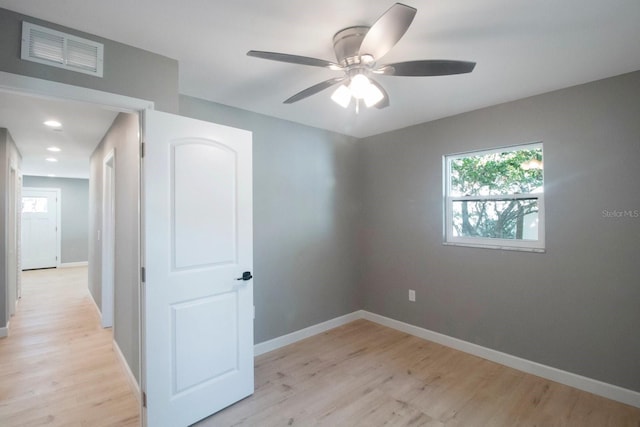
[{"xmin": 408, "ymin": 289, "xmax": 416, "ymax": 302}]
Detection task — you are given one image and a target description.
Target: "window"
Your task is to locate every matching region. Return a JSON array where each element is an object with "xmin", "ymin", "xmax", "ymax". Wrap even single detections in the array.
[
  {"xmin": 444, "ymin": 143, "xmax": 544, "ymax": 252},
  {"xmin": 22, "ymin": 197, "xmax": 49, "ymax": 213}
]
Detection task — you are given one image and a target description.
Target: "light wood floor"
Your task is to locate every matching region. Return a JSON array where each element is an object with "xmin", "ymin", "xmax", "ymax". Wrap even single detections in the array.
[
  {"xmin": 5, "ymin": 269, "xmax": 638, "ymax": 426},
  {"xmin": 0, "ymin": 267, "xmax": 140, "ymax": 426},
  {"xmin": 199, "ymin": 319, "xmax": 640, "ymax": 427}
]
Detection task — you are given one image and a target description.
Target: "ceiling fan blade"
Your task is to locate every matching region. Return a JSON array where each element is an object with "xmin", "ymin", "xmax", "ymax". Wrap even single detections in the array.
[
  {"xmin": 247, "ymin": 50, "xmax": 342, "ymax": 70},
  {"xmin": 284, "ymin": 77, "xmax": 346, "ymax": 104},
  {"xmin": 359, "ymin": 3, "xmax": 417, "ymax": 61},
  {"xmin": 369, "ymin": 78, "xmax": 390, "ymax": 109},
  {"xmin": 377, "ymin": 60, "xmax": 476, "ymax": 76}
]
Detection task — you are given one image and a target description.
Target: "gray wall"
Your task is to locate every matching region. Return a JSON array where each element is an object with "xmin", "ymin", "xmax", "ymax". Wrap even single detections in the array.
[
  {"xmin": 89, "ymin": 112, "xmax": 140, "ymax": 380},
  {"xmin": 0, "ymin": 8, "xmax": 179, "ymax": 113},
  {"xmin": 0, "ymin": 128, "xmax": 22, "ymax": 329},
  {"xmin": 179, "ymin": 95, "xmax": 362, "ymax": 343},
  {"xmin": 23, "ymin": 176, "xmax": 89, "ymax": 264},
  {"xmin": 358, "ymin": 71, "xmax": 640, "ymax": 392}
]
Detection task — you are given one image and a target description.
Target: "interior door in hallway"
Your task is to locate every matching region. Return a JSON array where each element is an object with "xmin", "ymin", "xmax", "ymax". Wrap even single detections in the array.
[
  {"xmin": 21, "ymin": 188, "xmax": 60, "ymax": 270},
  {"xmin": 143, "ymin": 110, "xmax": 254, "ymax": 427}
]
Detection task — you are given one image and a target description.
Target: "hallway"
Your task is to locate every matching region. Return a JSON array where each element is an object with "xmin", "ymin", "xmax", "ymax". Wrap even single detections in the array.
[{"xmin": 0, "ymin": 267, "xmax": 140, "ymax": 426}]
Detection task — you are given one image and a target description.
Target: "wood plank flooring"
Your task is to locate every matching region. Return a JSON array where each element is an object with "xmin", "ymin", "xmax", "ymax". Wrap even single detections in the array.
[
  {"xmin": 4, "ymin": 267, "xmax": 639, "ymax": 426},
  {"xmin": 0, "ymin": 267, "xmax": 140, "ymax": 426},
  {"xmin": 198, "ymin": 319, "xmax": 640, "ymax": 427}
]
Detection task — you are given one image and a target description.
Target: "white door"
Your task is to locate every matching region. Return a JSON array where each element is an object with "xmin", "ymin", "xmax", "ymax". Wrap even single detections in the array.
[
  {"xmin": 143, "ymin": 110, "xmax": 254, "ymax": 427},
  {"xmin": 21, "ymin": 188, "xmax": 60, "ymax": 270}
]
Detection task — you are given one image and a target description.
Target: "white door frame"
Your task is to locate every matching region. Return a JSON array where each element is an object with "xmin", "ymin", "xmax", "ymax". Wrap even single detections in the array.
[
  {"xmin": 16, "ymin": 174, "xmax": 22, "ymax": 299},
  {"xmin": 101, "ymin": 149, "xmax": 116, "ymax": 328},
  {"xmin": 0, "ymin": 72, "xmax": 153, "ymax": 406},
  {"xmin": 22, "ymin": 187, "xmax": 62, "ymax": 269},
  {"xmin": 7, "ymin": 165, "xmax": 19, "ymax": 317}
]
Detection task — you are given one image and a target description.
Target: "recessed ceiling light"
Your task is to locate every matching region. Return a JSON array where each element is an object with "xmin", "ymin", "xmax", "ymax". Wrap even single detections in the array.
[
  {"xmin": 47, "ymin": 146, "xmax": 61, "ymax": 152},
  {"xmin": 47, "ymin": 174, "xmax": 56, "ymax": 177},
  {"xmin": 44, "ymin": 120, "xmax": 62, "ymax": 128},
  {"xmin": 46, "ymin": 157, "xmax": 58, "ymax": 162}
]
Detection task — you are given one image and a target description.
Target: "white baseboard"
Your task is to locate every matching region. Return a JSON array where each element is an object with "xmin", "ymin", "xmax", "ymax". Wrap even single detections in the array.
[
  {"xmin": 360, "ymin": 311, "xmax": 640, "ymax": 409},
  {"xmin": 59, "ymin": 261, "xmax": 88, "ymax": 268},
  {"xmin": 87, "ymin": 289, "xmax": 102, "ymax": 317},
  {"xmin": 113, "ymin": 339, "xmax": 141, "ymax": 404},
  {"xmin": 254, "ymin": 310, "xmax": 640, "ymax": 409},
  {"xmin": 0, "ymin": 321, "xmax": 9, "ymax": 338},
  {"xmin": 254, "ymin": 311, "xmax": 362, "ymax": 356}
]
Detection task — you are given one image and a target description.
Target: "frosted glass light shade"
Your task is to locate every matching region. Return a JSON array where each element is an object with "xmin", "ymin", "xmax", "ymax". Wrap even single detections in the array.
[
  {"xmin": 363, "ymin": 84, "xmax": 384, "ymax": 107},
  {"xmin": 349, "ymin": 74, "xmax": 371, "ymax": 99},
  {"xmin": 331, "ymin": 84, "xmax": 352, "ymax": 108},
  {"xmin": 331, "ymin": 74, "xmax": 385, "ymax": 109}
]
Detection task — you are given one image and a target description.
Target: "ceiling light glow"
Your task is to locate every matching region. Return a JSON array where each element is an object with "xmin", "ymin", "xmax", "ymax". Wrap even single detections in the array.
[
  {"xmin": 331, "ymin": 85, "xmax": 352, "ymax": 108},
  {"xmin": 363, "ymin": 84, "xmax": 384, "ymax": 107},
  {"xmin": 349, "ymin": 74, "xmax": 371, "ymax": 99},
  {"xmin": 43, "ymin": 120, "xmax": 62, "ymax": 128},
  {"xmin": 46, "ymin": 157, "xmax": 58, "ymax": 162},
  {"xmin": 47, "ymin": 146, "xmax": 61, "ymax": 152},
  {"xmin": 331, "ymin": 73, "xmax": 385, "ymax": 109}
]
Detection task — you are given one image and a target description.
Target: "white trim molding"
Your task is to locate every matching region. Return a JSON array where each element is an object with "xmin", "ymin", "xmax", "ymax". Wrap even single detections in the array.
[
  {"xmin": 113, "ymin": 339, "xmax": 141, "ymax": 404},
  {"xmin": 360, "ymin": 311, "xmax": 640, "ymax": 409},
  {"xmin": 59, "ymin": 261, "xmax": 89, "ymax": 268},
  {"xmin": 254, "ymin": 310, "xmax": 640, "ymax": 409},
  {"xmin": 254, "ymin": 311, "xmax": 361, "ymax": 356},
  {"xmin": 87, "ymin": 286, "xmax": 102, "ymax": 317},
  {"xmin": 0, "ymin": 321, "xmax": 9, "ymax": 338},
  {"xmin": 0, "ymin": 71, "xmax": 154, "ymax": 112}
]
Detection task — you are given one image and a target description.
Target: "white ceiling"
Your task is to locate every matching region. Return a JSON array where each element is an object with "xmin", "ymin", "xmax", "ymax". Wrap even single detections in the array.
[
  {"xmin": 0, "ymin": 91, "xmax": 118, "ymax": 178},
  {"xmin": 1, "ymin": 0, "xmax": 639, "ymax": 143}
]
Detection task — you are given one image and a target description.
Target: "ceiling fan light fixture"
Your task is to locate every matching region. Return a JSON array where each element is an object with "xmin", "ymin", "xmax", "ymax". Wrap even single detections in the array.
[
  {"xmin": 44, "ymin": 120, "xmax": 62, "ymax": 128},
  {"xmin": 348, "ymin": 74, "xmax": 371, "ymax": 99},
  {"xmin": 247, "ymin": 4, "xmax": 475, "ymax": 109},
  {"xmin": 331, "ymin": 84, "xmax": 352, "ymax": 108},
  {"xmin": 363, "ymin": 83, "xmax": 384, "ymax": 107}
]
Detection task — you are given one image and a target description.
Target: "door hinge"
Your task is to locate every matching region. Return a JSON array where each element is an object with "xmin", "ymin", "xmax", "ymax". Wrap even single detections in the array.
[
  {"xmin": 141, "ymin": 267, "xmax": 146, "ymax": 283},
  {"xmin": 142, "ymin": 391, "xmax": 147, "ymax": 407},
  {"xmin": 140, "ymin": 142, "xmax": 145, "ymax": 158}
]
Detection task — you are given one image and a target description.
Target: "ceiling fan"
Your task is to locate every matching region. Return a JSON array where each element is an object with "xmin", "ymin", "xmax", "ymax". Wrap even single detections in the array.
[{"xmin": 247, "ymin": 3, "xmax": 476, "ymax": 110}]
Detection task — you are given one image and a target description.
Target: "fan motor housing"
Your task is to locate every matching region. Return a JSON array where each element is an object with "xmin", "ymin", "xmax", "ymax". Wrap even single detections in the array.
[{"xmin": 333, "ymin": 26, "xmax": 369, "ymax": 66}]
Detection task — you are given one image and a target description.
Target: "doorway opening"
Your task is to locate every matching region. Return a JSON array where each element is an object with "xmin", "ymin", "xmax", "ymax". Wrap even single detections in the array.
[{"xmin": 1, "ymin": 71, "xmax": 150, "ymax": 413}]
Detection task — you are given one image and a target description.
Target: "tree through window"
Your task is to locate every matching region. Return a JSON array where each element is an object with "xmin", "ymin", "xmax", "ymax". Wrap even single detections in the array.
[{"xmin": 444, "ymin": 143, "xmax": 544, "ymax": 251}]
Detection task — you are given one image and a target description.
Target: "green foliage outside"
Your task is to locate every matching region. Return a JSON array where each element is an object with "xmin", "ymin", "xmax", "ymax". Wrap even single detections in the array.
[{"xmin": 450, "ymin": 147, "xmax": 543, "ymax": 239}]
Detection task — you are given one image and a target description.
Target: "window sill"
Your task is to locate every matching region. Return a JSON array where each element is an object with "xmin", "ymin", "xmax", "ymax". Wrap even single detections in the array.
[{"xmin": 443, "ymin": 241, "xmax": 546, "ymax": 253}]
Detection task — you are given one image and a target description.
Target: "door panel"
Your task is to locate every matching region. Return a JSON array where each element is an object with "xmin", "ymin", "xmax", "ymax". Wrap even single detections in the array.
[
  {"xmin": 172, "ymin": 292, "xmax": 238, "ymax": 393},
  {"xmin": 172, "ymin": 141, "xmax": 237, "ymax": 269},
  {"xmin": 143, "ymin": 110, "xmax": 253, "ymax": 427}
]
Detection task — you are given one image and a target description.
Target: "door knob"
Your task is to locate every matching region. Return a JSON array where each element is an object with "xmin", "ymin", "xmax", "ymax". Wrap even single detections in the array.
[{"xmin": 236, "ymin": 271, "xmax": 253, "ymax": 281}]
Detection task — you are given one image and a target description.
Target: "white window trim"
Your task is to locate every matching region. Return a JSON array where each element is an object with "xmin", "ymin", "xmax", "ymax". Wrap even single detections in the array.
[{"xmin": 443, "ymin": 142, "xmax": 545, "ymax": 252}]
